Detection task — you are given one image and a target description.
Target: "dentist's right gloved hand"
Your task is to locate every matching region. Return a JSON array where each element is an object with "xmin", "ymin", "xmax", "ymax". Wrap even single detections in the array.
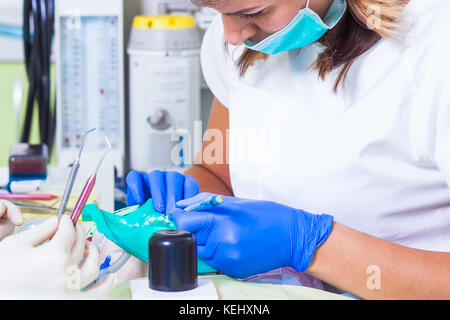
[
  {"xmin": 172, "ymin": 193, "xmax": 334, "ymax": 279},
  {"xmin": 126, "ymin": 170, "xmax": 200, "ymax": 214}
]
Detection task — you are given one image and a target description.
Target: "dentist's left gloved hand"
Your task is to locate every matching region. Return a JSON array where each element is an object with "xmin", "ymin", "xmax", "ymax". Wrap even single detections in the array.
[
  {"xmin": 126, "ymin": 170, "xmax": 200, "ymax": 214},
  {"xmin": 172, "ymin": 193, "xmax": 334, "ymax": 279}
]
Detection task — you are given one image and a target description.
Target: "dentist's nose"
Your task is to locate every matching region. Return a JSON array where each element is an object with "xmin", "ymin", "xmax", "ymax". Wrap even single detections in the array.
[{"xmin": 221, "ymin": 15, "xmax": 259, "ymax": 46}]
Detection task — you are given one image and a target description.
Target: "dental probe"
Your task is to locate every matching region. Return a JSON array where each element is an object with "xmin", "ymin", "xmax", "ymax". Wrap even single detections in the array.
[
  {"xmin": 70, "ymin": 136, "xmax": 112, "ymax": 225},
  {"xmin": 57, "ymin": 128, "xmax": 96, "ymax": 220}
]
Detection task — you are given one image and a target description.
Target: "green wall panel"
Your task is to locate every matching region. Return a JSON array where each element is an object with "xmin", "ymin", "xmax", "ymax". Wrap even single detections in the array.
[{"xmin": 0, "ymin": 63, "xmax": 55, "ymax": 167}]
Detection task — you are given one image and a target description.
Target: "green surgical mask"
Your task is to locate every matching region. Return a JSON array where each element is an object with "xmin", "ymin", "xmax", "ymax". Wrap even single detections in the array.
[{"xmin": 82, "ymin": 199, "xmax": 217, "ymax": 275}]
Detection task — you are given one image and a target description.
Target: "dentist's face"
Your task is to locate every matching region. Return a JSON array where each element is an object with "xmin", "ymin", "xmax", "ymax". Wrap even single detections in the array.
[{"xmin": 197, "ymin": 0, "xmax": 332, "ymax": 45}]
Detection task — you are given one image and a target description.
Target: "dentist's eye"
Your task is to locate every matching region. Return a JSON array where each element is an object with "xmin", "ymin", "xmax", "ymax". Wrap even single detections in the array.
[{"xmin": 239, "ymin": 10, "xmax": 265, "ymax": 20}]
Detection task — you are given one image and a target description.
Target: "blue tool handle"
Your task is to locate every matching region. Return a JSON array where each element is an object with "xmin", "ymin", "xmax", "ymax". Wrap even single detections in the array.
[{"xmin": 184, "ymin": 195, "xmax": 224, "ymax": 212}]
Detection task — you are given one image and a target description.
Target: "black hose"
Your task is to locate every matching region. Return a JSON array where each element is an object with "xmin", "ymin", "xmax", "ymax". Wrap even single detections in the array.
[{"xmin": 21, "ymin": 0, "xmax": 55, "ymax": 157}]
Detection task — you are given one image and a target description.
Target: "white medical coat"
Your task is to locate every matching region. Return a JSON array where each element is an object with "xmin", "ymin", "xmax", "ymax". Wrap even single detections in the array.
[{"xmin": 200, "ymin": 0, "xmax": 450, "ymax": 252}]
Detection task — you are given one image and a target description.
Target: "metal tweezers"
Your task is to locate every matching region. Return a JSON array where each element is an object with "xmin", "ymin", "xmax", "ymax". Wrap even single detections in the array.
[{"xmin": 10, "ymin": 199, "xmax": 74, "ymax": 213}]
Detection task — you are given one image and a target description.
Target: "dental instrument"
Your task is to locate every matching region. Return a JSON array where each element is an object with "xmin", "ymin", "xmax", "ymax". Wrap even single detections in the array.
[
  {"xmin": 57, "ymin": 128, "xmax": 96, "ymax": 220},
  {"xmin": 70, "ymin": 136, "xmax": 112, "ymax": 225},
  {"xmin": 184, "ymin": 195, "xmax": 224, "ymax": 212},
  {"xmin": 0, "ymin": 193, "xmax": 58, "ymax": 201},
  {"xmin": 10, "ymin": 199, "xmax": 73, "ymax": 214}
]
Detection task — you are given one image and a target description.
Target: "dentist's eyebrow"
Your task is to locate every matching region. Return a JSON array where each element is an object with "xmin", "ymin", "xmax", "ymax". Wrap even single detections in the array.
[
  {"xmin": 192, "ymin": 0, "xmax": 266, "ymax": 16},
  {"xmin": 224, "ymin": 6, "xmax": 265, "ymax": 16}
]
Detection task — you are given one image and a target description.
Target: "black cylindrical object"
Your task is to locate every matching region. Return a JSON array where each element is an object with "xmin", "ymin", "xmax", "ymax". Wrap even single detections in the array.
[{"xmin": 149, "ymin": 229, "xmax": 198, "ymax": 292}]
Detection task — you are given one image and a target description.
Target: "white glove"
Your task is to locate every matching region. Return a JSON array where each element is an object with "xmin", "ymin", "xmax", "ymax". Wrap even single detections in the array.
[
  {"xmin": 0, "ymin": 215, "xmax": 117, "ymax": 299},
  {"xmin": 0, "ymin": 200, "xmax": 23, "ymax": 241}
]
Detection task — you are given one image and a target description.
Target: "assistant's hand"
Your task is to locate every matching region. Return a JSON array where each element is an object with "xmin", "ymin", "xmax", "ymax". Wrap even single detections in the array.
[
  {"xmin": 172, "ymin": 193, "xmax": 334, "ymax": 279},
  {"xmin": 0, "ymin": 200, "xmax": 24, "ymax": 241},
  {"xmin": 126, "ymin": 170, "xmax": 200, "ymax": 214},
  {"xmin": 0, "ymin": 216, "xmax": 116, "ymax": 299}
]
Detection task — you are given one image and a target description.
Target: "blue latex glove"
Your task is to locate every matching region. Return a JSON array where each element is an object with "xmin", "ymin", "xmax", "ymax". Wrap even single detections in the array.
[
  {"xmin": 126, "ymin": 170, "xmax": 200, "ymax": 214},
  {"xmin": 171, "ymin": 193, "xmax": 334, "ymax": 279}
]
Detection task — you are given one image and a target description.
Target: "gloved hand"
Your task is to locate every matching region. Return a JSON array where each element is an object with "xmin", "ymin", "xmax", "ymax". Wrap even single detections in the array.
[
  {"xmin": 172, "ymin": 193, "xmax": 334, "ymax": 279},
  {"xmin": 0, "ymin": 200, "xmax": 23, "ymax": 241},
  {"xmin": 0, "ymin": 215, "xmax": 117, "ymax": 299},
  {"xmin": 126, "ymin": 170, "xmax": 200, "ymax": 214}
]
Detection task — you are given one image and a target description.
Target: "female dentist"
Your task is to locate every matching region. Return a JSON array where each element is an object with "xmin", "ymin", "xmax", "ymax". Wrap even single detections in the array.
[{"xmin": 127, "ymin": 0, "xmax": 450, "ymax": 299}]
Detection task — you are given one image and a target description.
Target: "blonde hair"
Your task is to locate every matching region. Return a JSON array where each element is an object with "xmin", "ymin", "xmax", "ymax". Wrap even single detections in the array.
[
  {"xmin": 348, "ymin": 0, "xmax": 408, "ymax": 37},
  {"xmin": 236, "ymin": 0, "xmax": 409, "ymax": 92}
]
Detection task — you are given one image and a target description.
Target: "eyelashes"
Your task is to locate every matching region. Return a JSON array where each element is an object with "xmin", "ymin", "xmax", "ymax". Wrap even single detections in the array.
[{"xmin": 238, "ymin": 10, "xmax": 266, "ymax": 20}]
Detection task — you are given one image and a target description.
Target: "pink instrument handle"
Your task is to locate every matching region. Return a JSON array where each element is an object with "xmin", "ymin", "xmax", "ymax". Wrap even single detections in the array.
[
  {"xmin": 0, "ymin": 194, "xmax": 58, "ymax": 200},
  {"xmin": 71, "ymin": 173, "xmax": 97, "ymax": 225}
]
